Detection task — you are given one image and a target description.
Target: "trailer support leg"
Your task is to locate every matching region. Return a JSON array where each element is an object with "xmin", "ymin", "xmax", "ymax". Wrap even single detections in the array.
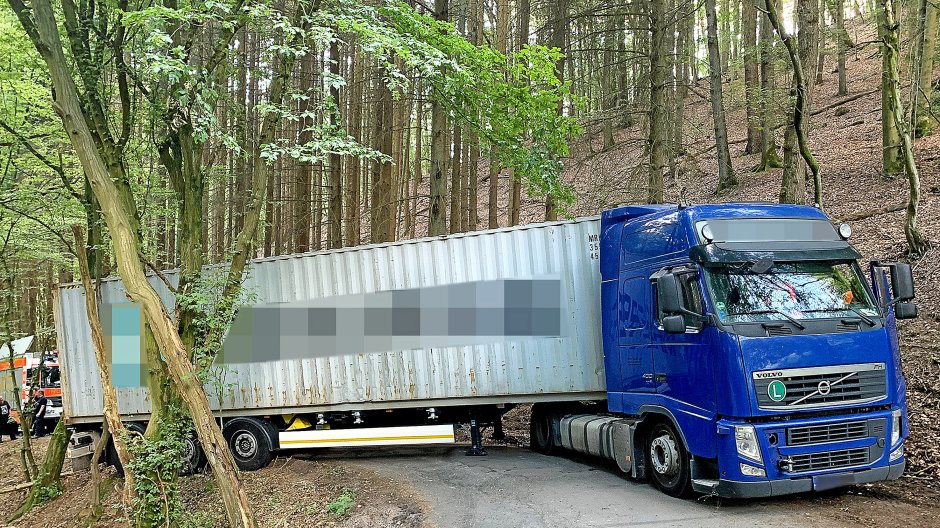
[
  {"xmin": 466, "ymin": 419, "xmax": 487, "ymax": 456},
  {"xmin": 492, "ymin": 415, "xmax": 505, "ymax": 441}
]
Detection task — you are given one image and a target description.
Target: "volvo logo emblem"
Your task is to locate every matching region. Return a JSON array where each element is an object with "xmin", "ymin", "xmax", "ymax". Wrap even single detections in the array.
[{"xmin": 818, "ymin": 380, "xmax": 832, "ymax": 396}]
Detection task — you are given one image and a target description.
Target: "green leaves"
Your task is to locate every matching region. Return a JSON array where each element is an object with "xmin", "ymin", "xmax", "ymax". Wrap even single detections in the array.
[{"xmin": 324, "ymin": 0, "xmax": 582, "ymax": 207}]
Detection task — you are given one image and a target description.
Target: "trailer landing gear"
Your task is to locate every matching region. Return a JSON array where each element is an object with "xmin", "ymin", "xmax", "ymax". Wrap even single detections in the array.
[{"xmin": 466, "ymin": 419, "xmax": 487, "ymax": 456}]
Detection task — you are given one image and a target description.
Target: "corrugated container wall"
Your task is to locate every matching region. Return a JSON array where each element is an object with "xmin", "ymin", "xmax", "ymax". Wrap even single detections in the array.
[{"xmin": 54, "ymin": 218, "xmax": 607, "ymax": 424}]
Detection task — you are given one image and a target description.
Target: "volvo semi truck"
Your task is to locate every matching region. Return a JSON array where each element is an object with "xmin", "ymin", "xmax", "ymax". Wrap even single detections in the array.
[{"xmin": 55, "ymin": 202, "xmax": 915, "ymax": 498}]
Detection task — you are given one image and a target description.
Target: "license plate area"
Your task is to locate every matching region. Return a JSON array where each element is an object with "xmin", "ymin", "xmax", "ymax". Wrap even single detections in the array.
[{"xmin": 812, "ymin": 471, "xmax": 857, "ymax": 491}]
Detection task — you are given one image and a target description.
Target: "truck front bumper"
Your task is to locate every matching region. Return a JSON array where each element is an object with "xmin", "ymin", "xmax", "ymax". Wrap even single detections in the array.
[{"xmin": 698, "ymin": 460, "xmax": 905, "ymax": 498}]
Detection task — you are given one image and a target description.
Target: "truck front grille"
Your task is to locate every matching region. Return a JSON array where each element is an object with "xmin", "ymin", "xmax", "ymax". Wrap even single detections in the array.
[
  {"xmin": 787, "ymin": 421, "xmax": 868, "ymax": 445},
  {"xmin": 753, "ymin": 363, "xmax": 887, "ymax": 410},
  {"xmin": 789, "ymin": 447, "xmax": 869, "ymax": 473}
]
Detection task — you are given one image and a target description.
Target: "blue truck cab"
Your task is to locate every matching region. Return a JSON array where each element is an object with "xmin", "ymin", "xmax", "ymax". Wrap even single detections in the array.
[{"xmin": 592, "ymin": 203, "xmax": 915, "ymax": 498}]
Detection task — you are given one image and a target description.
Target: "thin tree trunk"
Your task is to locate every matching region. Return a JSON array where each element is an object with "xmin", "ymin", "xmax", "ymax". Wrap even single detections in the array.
[
  {"xmin": 706, "ymin": 0, "xmax": 738, "ymax": 192},
  {"xmin": 409, "ymin": 81, "xmax": 423, "ymax": 239},
  {"xmin": 345, "ymin": 46, "xmax": 362, "ymax": 247},
  {"xmin": 915, "ymin": 0, "xmax": 939, "ymax": 135},
  {"xmin": 743, "ymin": 0, "xmax": 761, "ymax": 154},
  {"xmin": 371, "ymin": 66, "xmax": 395, "ymax": 242},
  {"xmin": 757, "ymin": 2, "xmax": 783, "ymax": 170},
  {"xmin": 647, "ymin": 0, "xmax": 668, "ymax": 203},
  {"xmin": 545, "ymin": 0, "xmax": 567, "ymax": 220},
  {"xmin": 879, "ymin": 0, "xmax": 929, "ymax": 255},
  {"xmin": 429, "ymin": 0, "xmax": 449, "ymax": 236},
  {"xmin": 508, "ymin": 0, "xmax": 530, "ymax": 225},
  {"xmin": 70, "ymin": 226, "xmax": 136, "ymax": 505},
  {"xmin": 329, "ymin": 41, "xmax": 343, "ymax": 248},
  {"xmin": 766, "ymin": 0, "xmax": 824, "ymax": 208},
  {"xmin": 816, "ymin": 0, "xmax": 827, "ymax": 85},
  {"xmin": 449, "ymin": 122, "xmax": 463, "ymax": 233},
  {"xmin": 836, "ymin": 0, "xmax": 849, "ymax": 95},
  {"xmin": 877, "ymin": 0, "xmax": 903, "ymax": 176}
]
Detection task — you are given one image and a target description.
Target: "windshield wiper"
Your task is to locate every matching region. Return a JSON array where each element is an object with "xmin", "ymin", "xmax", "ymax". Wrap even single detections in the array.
[
  {"xmin": 802, "ymin": 307, "xmax": 876, "ymax": 326},
  {"xmin": 727, "ymin": 309, "xmax": 806, "ymax": 330}
]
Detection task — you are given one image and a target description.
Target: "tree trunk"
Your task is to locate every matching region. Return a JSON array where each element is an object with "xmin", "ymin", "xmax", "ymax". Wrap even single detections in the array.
[
  {"xmin": 450, "ymin": 122, "xmax": 463, "ymax": 233},
  {"xmin": 743, "ymin": 0, "xmax": 761, "ymax": 154},
  {"xmin": 508, "ymin": 0, "xmax": 529, "ymax": 225},
  {"xmin": 71, "ymin": 226, "xmax": 136, "ymax": 502},
  {"xmin": 706, "ymin": 0, "xmax": 738, "ymax": 192},
  {"xmin": 296, "ymin": 52, "xmax": 315, "ymax": 253},
  {"xmin": 19, "ymin": 0, "xmax": 261, "ymax": 523},
  {"xmin": 757, "ymin": 2, "xmax": 783, "ymax": 171},
  {"xmin": 489, "ymin": 0, "xmax": 508, "ymax": 229},
  {"xmin": 328, "ymin": 42, "xmax": 343, "ymax": 248},
  {"xmin": 915, "ymin": 0, "xmax": 939, "ymax": 136},
  {"xmin": 720, "ymin": 0, "xmax": 731, "ymax": 73},
  {"xmin": 836, "ymin": 0, "xmax": 849, "ymax": 95},
  {"xmin": 878, "ymin": 0, "xmax": 930, "ymax": 255},
  {"xmin": 877, "ymin": 1, "xmax": 903, "ymax": 176},
  {"xmin": 816, "ymin": 0, "xmax": 827, "ymax": 85},
  {"xmin": 409, "ymin": 81, "xmax": 423, "ymax": 239},
  {"xmin": 647, "ymin": 0, "xmax": 668, "ymax": 203},
  {"xmin": 345, "ymin": 46, "xmax": 362, "ymax": 247},
  {"xmin": 766, "ymin": 0, "xmax": 824, "ymax": 208},
  {"xmin": 429, "ymin": 0, "xmax": 449, "ymax": 236}
]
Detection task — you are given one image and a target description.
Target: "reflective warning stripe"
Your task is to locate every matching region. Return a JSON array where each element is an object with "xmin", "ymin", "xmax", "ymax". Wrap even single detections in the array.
[
  {"xmin": 281, "ymin": 434, "xmax": 454, "ymax": 445},
  {"xmin": 278, "ymin": 424, "xmax": 455, "ymax": 449}
]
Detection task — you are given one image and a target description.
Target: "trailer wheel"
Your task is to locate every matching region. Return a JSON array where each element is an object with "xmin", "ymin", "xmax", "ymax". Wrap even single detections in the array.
[
  {"xmin": 645, "ymin": 421, "xmax": 691, "ymax": 497},
  {"xmin": 224, "ymin": 420, "xmax": 272, "ymax": 471},
  {"xmin": 180, "ymin": 434, "xmax": 207, "ymax": 475},
  {"xmin": 529, "ymin": 405, "xmax": 555, "ymax": 455}
]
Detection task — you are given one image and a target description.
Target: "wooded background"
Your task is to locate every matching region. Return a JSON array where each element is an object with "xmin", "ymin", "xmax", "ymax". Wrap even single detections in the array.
[
  {"xmin": 0, "ymin": 0, "xmax": 938, "ymax": 522},
  {"xmin": 1, "ymin": 0, "xmax": 935, "ymax": 349}
]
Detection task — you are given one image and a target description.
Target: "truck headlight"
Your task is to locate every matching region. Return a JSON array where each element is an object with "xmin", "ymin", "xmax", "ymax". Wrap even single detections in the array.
[
  {"xmin": 891, "ymin": 409, "xmax": 902, "ymax": 446},
  {"xmin": 735, "ymin": 425, "xmax": 763, "ymax": 464}
]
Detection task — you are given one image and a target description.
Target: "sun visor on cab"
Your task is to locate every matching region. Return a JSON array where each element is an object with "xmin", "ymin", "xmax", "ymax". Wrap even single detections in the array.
[{"xmin": 689, "ymin": 241, "xmax": 862, "ymax": 266}]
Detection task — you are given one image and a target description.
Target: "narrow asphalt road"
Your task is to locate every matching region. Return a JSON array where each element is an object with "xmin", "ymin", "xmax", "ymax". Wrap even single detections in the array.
[{"xmin": 328, "ymin": 446, "xmax": 818, "ymax": 528}]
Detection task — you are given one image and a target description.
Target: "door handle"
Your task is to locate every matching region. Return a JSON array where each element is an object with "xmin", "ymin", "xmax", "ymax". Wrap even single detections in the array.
[{"xmin": 655, "ymin": 374, "xmax": 668, "ymax": 383}]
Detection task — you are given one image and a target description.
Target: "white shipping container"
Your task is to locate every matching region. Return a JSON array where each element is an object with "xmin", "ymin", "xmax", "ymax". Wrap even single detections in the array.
[{"xmin": 54, "ymin": 218, "xmax": 606, "ymax": 424}]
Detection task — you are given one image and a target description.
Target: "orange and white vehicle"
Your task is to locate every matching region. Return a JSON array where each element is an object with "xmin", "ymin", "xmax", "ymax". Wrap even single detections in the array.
[{"xmin": 0, "ymin": 336, "xmax": 63, "ymax": 422}]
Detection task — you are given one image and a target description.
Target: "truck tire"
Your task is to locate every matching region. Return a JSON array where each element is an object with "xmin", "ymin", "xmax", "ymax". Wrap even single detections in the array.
[
  {"xmin": 180, "ymin": 434, "xmax": 207, "ymax": 475},
  {"xmin": 529, "ymin": 405, "xmax": 556, "ymax": 455},
  {"xmin": 108, "ymin": 421, "xmax": 147, "ymax": 476},
  {"xmin": 224, "ymin": 419, "xmax": 273, "ymax": 471},
  {"xmin": 645, "ymin": 421, "xmax": 692, "ymax": 497}
]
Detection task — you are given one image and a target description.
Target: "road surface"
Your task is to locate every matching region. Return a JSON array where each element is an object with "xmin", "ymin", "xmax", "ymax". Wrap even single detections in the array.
[{"xmin": 327, "ymin": 446, "xmax": 824, "ymax": 528}]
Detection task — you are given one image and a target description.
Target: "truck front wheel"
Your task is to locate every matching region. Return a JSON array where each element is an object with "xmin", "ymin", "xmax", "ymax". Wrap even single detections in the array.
[
  {"xmin": 224, "ymin": 420, "xmax": 273, "ymax": 471},
  {"xmin": 645, "ymin": 421, "xmax": 691, "ymax": 497}
]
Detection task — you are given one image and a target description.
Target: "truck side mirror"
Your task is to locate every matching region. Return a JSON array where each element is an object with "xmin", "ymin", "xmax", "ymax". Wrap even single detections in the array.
[
  {"xmin": 890, "ymin": 263, "xmax": 915, "ymax": 302},
  {"xmin": 662, "ymin": 315, "xmax": 686, "ymax": 334},
  {"xmin": 657, "ymin": 273, "xmax": 682, "ymax": 315},
  {"xmin": 894, "ymin": 302, "xmax": 918, "ymax": 320}
]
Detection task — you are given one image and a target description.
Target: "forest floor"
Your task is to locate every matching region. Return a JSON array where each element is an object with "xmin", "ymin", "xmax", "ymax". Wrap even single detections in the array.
[{"xmin": 1, "ymin": 436, "xmax": 430, "ymax": 528}]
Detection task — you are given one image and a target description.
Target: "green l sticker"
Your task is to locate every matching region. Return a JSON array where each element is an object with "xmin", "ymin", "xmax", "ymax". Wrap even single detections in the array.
[{"xmin": 767, "ymin": 380, "xmax": 787, "ymax": 402}]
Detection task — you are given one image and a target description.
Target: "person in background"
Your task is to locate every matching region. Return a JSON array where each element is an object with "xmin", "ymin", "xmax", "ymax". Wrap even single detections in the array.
[
  {"xmin": 32, "ymin": 388, "xmax": 47, "ymax": 438},
  {"xmin": 0, "ymin": 395, "xmax": 10, "ymax": 441}
]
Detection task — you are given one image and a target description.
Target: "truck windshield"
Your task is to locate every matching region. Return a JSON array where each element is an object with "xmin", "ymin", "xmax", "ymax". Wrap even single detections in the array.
[{"xmin": 704, "ymin": 262, "xmax": 878, "ymax": 323}]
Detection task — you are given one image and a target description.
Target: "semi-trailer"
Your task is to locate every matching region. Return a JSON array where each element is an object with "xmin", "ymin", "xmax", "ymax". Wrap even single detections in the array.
[{"xmin": 55, "ymin": 202, "xmax": 916, "ymax": 497}]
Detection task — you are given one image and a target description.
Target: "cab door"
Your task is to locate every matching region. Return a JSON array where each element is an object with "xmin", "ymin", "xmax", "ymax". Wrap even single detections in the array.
[{"xmin": 650, "ymin": 270, "xmax": 715, "ymax": 415}]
